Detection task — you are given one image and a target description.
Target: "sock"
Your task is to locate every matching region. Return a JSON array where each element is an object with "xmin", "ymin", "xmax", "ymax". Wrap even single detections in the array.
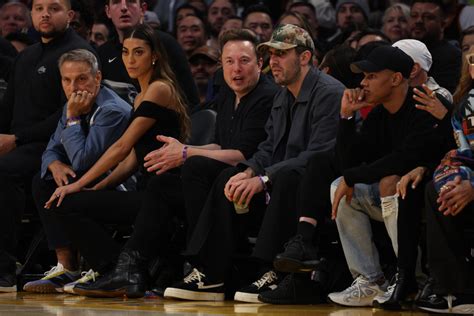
[{"xmin": 297, "ymin": 220, "xmax": 316, "ymax": 242}]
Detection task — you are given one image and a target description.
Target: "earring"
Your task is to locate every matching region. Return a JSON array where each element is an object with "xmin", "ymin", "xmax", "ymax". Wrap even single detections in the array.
[{"xmin": 152, "ymin": 60, "xmax": 156, "ymax": 66}]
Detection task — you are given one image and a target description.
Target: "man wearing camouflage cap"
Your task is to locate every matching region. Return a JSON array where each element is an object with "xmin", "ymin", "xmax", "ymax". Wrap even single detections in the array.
[{"xmin": 164, "ymin": 24, "xmax": 344, "ymax": 302}]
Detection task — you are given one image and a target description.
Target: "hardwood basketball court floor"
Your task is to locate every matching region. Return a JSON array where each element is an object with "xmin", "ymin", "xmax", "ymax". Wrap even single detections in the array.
[{"xmin": 0, "ymin": 292, "xmax": 433, "ymax": 315}]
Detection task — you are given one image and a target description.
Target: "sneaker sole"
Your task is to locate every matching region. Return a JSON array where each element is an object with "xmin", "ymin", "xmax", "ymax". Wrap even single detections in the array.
[
  {"xmin": 63, "ymin": 284, "xmax": 77, "ymax": 295},
  {"xmin": 234, "ymin": 291, "xmax": 260, "ymax": 303},
  {"xmin": 418, "ymin": 305, "xmax": 474, "ymax": 314},
  {"xmin": 164, "ymin": 288, "xmax": 224, "ymax": 301},
  {"xmin": 73, "ymin": 285, "xmax": 144, "ymax": 298},
  {"xmin": 0, "ymin": 285, "xmax": 17, "ymax": 293},
  {"xmin": 23, "ymin": 283, "xmax": 63, "ymax": 294},
  {"xmin": 328, "ymin": 294, "xmax": 374, "ymax": 307},
  {"xmin": 273, "ymin": 257, "xmax": 319, "ymax": 273}
]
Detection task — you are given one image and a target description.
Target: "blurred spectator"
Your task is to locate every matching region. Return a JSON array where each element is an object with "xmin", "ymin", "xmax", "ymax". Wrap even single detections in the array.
[
  {"xmin": 174, "ymin": 3, "xmax": 200, "ymax": 33},
  {"xmin": 70, "ymin": 0, "xmax": 94, "ymax": 42},
  {"xmin": 4, "ymin": 31, "xmax": 34, "ymax": 52},
  {"xmin": 288, "ymin": 0, "xmax": 319, "ymax": 39},
  {"xmin": 177, "ymin": 15, "xmax": 207, "ymax": 57},
  {"xmin": 408, "ymin": 0, "xmax": 461, "ymax": 94},
  {"xmin": 219, "ymin": 15, "xmax": 242, "ymax": 37},
  {"xmin": 347, "ymin": 28, "xmax": 390, "ymax": 49},
  {"xmin": 326, "ymin": 0, "xmax": 370, "ymax": 49},
  {"xmin": 153, "ymin": 0, "xmax": 186, "ymax": 33},
  {"xmin": 0, "ymin": 2, "xmax": 30, "ymax": 37},
  {"xmin": 242, "ymin": 4, "xmax": 273, "ymax": 43},
  {"xmin": 144, "ymin": 11, "xmax": 160, "ymax": 30},
  {"xmin": 188, "ymin": 0, "xmax": 207, "ymax": 14},
  {"xmin": 188, "ymin": 46, "xmax": 220, "ymax": 104},
  {"xmin": 207, "ymin": 0, "xmax": 236, "ymax": 49},
  {"xmin": 319, "ymin": 45, "xmax": 360, "ymax": 88},
  {"xmin": 90, "ymin": 22, "xmax": 110, "ymax": 47},
  {"xmin": 459, "ymin": 5, "xmax": 474, "ymax": 33},
  {"xmin": 381, "ymin": 3, "xmax": 410, "ymax": 43},
  {"xmin": 460, "ymin": 26, "xmax": 474, "ymax": 57}
]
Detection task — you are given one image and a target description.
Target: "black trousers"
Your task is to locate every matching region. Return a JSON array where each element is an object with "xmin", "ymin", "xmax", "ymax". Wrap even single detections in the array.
[
  {"xmin": 0, "ymin": 142, "xmax": 46, "ymax": 257},
  {"xmin": 298, "ymin": 150, "xmax": 340, "ymax": 223},
  {"xmin": 425, "ymin": 181, "xmax": 474, "ymax": 294},
  {"xmin": 396, "ymin": 178, "xmax": 426, "ymax": 275},
  {"xmin": 185, "ymin": 165, "xmax": 302, "ymax": 281},
  {"xmin": 33, "ymin": 176, "xmax": 142, "ymax": 271},
  {"xmin": 124, "ymin": 172, "xmax": 184, "ymax": 258},
  {"xmin": 181, "ymin": 156, "xmax": 232, "ymax": 242}
]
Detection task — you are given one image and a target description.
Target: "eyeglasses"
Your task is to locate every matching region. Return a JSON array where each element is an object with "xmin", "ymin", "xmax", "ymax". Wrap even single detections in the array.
[{"xmin": 466, "ymin": 52, "xmax": 474, "ymax": 66}]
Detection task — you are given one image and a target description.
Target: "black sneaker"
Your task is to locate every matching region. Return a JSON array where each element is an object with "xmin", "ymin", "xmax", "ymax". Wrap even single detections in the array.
[
  {"xmin": 163, "ymin": 268, "xmax": 225, "ymax": 301},
  {"xmin": 0, "ymin": 272, "xmax": 16, "ymax": 293},
  {"xmin": 273, "ymin": 235, "xmax": 319, "ymax": 273},
  {"xmin": 258, "ymin": 273, "xmax": 324, "ymax": 304},
  {"xmin": 416, "ymin": 293, "xmax": 474, "ymax": 314},
  {"xmin": 234, "ymin": 270, "xmax": 279, "ymax": 303}
]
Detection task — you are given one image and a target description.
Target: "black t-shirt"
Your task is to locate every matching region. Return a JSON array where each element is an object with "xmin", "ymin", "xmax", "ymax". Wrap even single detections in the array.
[
  {"xmin": 214, "ymin": 74, "xmax": 279, "ymax": 159},
  {"xmin": 98, "ymin": 31, "xmax": 200, "ymax": 111}
]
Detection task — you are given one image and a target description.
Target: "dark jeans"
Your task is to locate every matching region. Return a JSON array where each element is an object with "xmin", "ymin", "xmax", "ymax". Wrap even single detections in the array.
[
  {"xmin": 0, "ymin": 142, "xmax": 46, "ymax": 263},
  {"xmin": 185, "ymin": 165, "xmax": 303, "ymax": 281},
  {"xmin": 33, "ymin": 176, "xmax": 141, "ymax": 271},
  {"xmin": 425, "ymin": 181, "xmax": 474, "ymax": 294}
]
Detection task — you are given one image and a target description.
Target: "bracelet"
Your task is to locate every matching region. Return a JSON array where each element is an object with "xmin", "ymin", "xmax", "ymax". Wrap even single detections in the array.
[
  {"xmin": 67, "ymin": 116, "xmax": 81, "ymax": 122},
  {"xmin": 66, "ymin": 119, "xmax": 81, "ymax": 127},
  {"xmin": 340, "ymin": 114, "xmax": 353, "ymax": 120},
  {"xmin": 182, "ymin": 145, "xmax": 188, "ymax": 162}
]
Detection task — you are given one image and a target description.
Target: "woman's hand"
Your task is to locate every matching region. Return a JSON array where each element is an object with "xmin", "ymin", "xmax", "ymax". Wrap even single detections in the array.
[
  {"xmin": 413, "ymin": 84, "xmax": 448, "ymax": 120},
  {"xmin": 44, "ymin": 182, "xmax": 82, "ymax": 209},
  {"xmin": 396, "ymin": 166, "xmax": 427, "ymax": 199}
]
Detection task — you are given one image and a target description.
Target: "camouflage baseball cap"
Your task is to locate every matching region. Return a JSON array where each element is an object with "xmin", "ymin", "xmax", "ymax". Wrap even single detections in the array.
[{"xmin": 257, "ymin": 24, "xmax": 315, "ymax": 52}]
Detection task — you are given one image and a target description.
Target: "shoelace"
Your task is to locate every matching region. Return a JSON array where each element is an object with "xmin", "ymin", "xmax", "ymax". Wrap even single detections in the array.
[
  {"xmin": 184, "ymin": 268, "xmax": 205, "ymax": 284},
  {"xmin": 345, "ymin": 276, "xmax": 370, "ymax": 301},
  {"xmin": 80, "ymin": 269, "xmax": 97, "ymax": 282},
  {"xmin": 446, "ymin": 294, "xmax": 455, "ymax": 311},
  {"xmin": 253, "ymin": 271, "xmax": 277, "ymax": 289},
  {"xmin": 44, "ymin": 264, "xmax": 65, "ymax": 277}
]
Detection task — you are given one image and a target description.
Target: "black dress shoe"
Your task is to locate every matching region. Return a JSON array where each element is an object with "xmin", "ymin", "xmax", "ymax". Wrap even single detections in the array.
[
  {"xmin": 273, "ymin": 235, "xmax": 320, "ymax": 273},
  {"xmin": 74, "ymin": 249, "xmax": 149, "ymax": 298},
  {"xmin": 373, "ymin": 270, "xmax": 418, "ymax": 310}
]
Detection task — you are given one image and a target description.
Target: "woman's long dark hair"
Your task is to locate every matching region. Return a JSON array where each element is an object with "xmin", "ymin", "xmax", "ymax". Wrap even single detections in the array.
[{"xmin": 123, "ymin": 24, "xmax": 191, "ymax": 142}]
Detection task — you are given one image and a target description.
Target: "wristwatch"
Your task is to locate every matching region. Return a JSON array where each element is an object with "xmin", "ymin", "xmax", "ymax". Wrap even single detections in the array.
[
  {"xmin": 66, "ymin": 118, "xmax": 81, "ymax": 127},
  {"xmin": 260, "ymin": 175, "xmax": 271, "ymax": 190}
]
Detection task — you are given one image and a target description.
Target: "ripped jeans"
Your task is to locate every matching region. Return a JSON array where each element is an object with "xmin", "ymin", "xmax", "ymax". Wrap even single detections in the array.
[{"xmin": 330, "ymin": 177, "xmax": 398, "ymax": 282}]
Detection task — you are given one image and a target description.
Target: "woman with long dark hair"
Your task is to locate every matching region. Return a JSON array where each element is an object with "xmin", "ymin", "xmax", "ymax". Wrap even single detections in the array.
[{"xmin": 24, "ymin": 24, "xmax": 190, "ymax": 296}]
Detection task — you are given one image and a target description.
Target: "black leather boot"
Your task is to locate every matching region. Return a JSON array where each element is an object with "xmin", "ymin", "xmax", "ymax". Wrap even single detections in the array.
[
  {"xmin": 373, "ymin": 270, "xmax": 418, "ymax": 310},
  {"xmin": 74, "ymin": 249, "xmax": 149, "ymax": 298}
]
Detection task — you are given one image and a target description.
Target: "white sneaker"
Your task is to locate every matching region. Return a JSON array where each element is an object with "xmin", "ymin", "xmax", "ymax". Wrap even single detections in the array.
[
  {"xmin": 63, "ymin": 269, "xmax": 99, "ymax": 294},
  {"xmin": 373, "ymin": 283, "xmax": 396, "ymax": 305},
  {"xmin": 328, "ymin": 275, "xmax": 388, "ymax": 307}
]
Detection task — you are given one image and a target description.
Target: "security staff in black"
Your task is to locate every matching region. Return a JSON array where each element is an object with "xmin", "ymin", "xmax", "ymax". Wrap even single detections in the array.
[{"xmin": 0, "ymin": 0, "xmax": 95, "ymax": 292}]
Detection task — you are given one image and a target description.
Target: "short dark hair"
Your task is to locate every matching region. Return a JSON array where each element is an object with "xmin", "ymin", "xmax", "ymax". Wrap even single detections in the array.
[
  {"xmin": 71, "ymin": 0, "xmax": 94, "ymax": 29},
  {"xmin": 288, "ymin": 1, "xmax": 316, "ymax": 15},
  {"xmin": 242, "ymin": 4, "xmax": 272, "ymax": 22},
  {"xmin": 219, "ymin": 28, "xmax": 259, "ymax": 57},
  {"xmin": 209, "ymin": 0, "xmax": 237, "ymax": 13},
  {"xmin": 411, "ymin": 0, "xmax": 447, "ymax": 16}
]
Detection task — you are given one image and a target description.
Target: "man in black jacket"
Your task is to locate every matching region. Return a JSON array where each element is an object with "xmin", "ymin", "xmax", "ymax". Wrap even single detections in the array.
[
  {"xmin": 0, "ymin": 0, "xmax": 95, "ymax": 292},
  {"xmin": 328, "ymin": 45, "xmax": 444, "ymax": 307},
  {"xmin": 408, "ymin": 0, "xmax": 461, "ymax": 94}
]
